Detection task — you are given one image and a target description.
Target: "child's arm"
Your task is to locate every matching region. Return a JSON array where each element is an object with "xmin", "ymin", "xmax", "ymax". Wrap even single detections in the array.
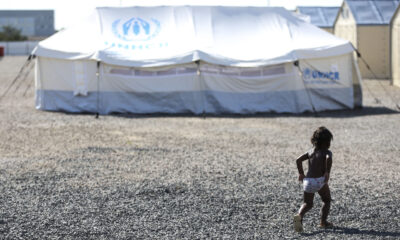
[
  {"xmin": 324, "ymin": 152, "xmax": 333, "ymax": 183},
  {"xmin": 296, "ymin": 153, "xmax": 309, "ymax": 181}
]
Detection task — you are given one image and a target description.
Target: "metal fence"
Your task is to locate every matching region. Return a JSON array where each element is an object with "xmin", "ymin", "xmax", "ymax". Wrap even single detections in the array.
[{"xmin": 0, "ymin": 41, "xmax": 39, "ymax": 56}]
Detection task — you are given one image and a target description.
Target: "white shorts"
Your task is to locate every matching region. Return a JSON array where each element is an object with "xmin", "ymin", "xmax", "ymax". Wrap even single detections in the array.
[{"xmin": 303, "ymin": 176, "xmax": 326, "ymax": 193}]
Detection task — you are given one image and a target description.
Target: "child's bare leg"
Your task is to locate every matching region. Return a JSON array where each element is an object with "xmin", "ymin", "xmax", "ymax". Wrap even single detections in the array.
[
  {"xmin": 318, "ymin": 184, "xmax": 331, "ymax": 226},
  {"xmin": 299, "ymin": 192, "xmax": 314, "ymax": 219}
]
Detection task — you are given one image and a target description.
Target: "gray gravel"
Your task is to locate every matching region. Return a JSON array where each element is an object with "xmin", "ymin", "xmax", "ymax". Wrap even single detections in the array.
[{"xmin": 0, "ymin": 56, "xmax": 399, "ymax": 239}]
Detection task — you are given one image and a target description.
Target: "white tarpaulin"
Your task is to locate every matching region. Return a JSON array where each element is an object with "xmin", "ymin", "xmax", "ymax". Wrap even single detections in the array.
[{"xmin": 33, "ymin": 6, "xmax": 362, "ymax": 114}]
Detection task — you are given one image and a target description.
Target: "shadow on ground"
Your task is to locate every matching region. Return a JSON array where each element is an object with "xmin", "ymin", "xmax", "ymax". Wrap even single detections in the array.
[
  {"xmin": 301, "ymin": 226, "xmax": 400, "ymax": 238},
  {"xmin": 81, "ymin": 106, "xmax": 399, "ymax": 119}
]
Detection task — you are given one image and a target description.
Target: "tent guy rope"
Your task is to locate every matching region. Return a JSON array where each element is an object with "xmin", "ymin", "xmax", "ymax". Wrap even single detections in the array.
[
  {"xmin": 354, "ymin": 48, "xmax": 400, "ymax": 111},
  {"xmin": 0, "ymin": 55, "xmax": 33, "ymax": 101}
]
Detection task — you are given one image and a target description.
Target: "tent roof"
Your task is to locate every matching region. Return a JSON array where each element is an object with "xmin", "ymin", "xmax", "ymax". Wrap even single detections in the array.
[
  {"xmin": 346, "ymin": 0, "xmax": 400, "ymax": 25},
  {"xmin": 297, "ymin": 7, "xmax": 340, "ymax": 28},
  {"xmin": 34, "ymin": 6, "xmax": 353, "ymax": 68}
]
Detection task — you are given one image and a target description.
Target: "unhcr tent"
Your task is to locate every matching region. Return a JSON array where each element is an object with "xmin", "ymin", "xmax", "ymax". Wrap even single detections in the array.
[{"xmin": 33, "ymin": 6, "xmax": 362, "ymax": 114}]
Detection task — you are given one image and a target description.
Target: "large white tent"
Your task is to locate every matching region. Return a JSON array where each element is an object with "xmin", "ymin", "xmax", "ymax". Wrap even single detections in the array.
[{"xmin": 33, "ymin": 6, "xmax": 362, "ymax": 114}]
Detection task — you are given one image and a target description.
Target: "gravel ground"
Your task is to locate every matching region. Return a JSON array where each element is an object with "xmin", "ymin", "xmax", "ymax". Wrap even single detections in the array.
[{"xmin": 0, "ymin": 56, "xmax": 399, "ymax": 239}]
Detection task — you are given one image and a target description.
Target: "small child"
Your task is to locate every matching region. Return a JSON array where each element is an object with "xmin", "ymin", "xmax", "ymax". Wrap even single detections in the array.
[{"xmin": 293, "ymin": 126, "xmax": 333, "ymax": 232}]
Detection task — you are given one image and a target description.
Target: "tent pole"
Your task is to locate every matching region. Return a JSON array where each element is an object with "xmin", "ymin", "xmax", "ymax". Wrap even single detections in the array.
[
  {"xmin": 196, "ymin": 60, "xmax": 206, "ymax": 118},
  {"xmin": 23, "ymin": 55, "xmax": 37, "ymax": 97},
  {"xmin": 95, "ymin": 61, "xmax": 100, "ymax": 118},
  {"xmin": 294, "ymin": 60, "xmax": 317, "ymax": 115}
]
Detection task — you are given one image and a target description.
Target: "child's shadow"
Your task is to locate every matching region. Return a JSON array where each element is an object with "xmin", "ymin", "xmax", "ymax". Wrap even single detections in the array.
[{"xmin": 301, "ymin": 226, "xmax": 400, "ymax": 238}]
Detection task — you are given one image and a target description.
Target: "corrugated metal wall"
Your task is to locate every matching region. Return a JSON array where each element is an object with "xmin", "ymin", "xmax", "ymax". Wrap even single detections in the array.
[{"xmin": 357, "ymin": 26, "xmax": 390, "ymax": 79}]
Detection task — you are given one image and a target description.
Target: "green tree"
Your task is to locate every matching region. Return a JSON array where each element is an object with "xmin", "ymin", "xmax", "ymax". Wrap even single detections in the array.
[{"xmin": 0, "ymin": 25, "xmax": 28, "ymax": 41}]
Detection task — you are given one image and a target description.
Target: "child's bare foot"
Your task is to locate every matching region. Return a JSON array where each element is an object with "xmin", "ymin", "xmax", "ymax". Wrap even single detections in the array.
[
  {"xmin": 293, "ymin": 214, "xmax": 303, "ymax": 232},
  {"xmin": 319, "ymin": 221, "xmax": 333, "ymax": 228}
]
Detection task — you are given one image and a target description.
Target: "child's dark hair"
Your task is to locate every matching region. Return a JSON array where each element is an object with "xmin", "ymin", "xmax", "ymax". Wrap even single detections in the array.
[{"xmin": 311, "ymin": 126, "xmax": 333, "ymax": 149}]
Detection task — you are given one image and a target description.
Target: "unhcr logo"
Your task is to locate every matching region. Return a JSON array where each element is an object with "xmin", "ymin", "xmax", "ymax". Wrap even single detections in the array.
[
  {"xmin": 112, "ymin": 17, "xmax": 161, "ymax": 41},
  {"xmin": 303, "ymin": 68, "xmax": 339, "ymax": 82}
]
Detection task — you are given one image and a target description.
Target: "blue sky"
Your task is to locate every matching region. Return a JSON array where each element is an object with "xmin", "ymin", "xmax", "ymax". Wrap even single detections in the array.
[{"xmin": 0, "ymin": 0, "xmax": 343, "ymax": 30}]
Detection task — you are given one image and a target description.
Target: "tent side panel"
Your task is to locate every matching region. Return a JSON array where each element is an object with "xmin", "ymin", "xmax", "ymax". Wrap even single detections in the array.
[
  {"xmin": 35, "ymin": 57, "xmax": 358, "ymax": 114},
  {"xmin": 357, "ymin": 25, "xmax": 390, "ymax": 79},
  {"xmin": 99, "ymin": 63, "xmax": 204, "ymax": 114},
  {"xmin": 299, "ymin": 53, "xmax": 356, "ymax": 111},
  {"xmin": 200, "ymin": 63, "xmax": 313, "ymax": 113},
  {"xmin": 35, "ymin": 57, "xmax": 99, "ymax": 112},
  {"xmin": 99, "ymin": 62, "xmax": 314, "ymax": 114},
  {"xmin": 392, "ymin": 11, "xmax": 400, "ymax": 87}
]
